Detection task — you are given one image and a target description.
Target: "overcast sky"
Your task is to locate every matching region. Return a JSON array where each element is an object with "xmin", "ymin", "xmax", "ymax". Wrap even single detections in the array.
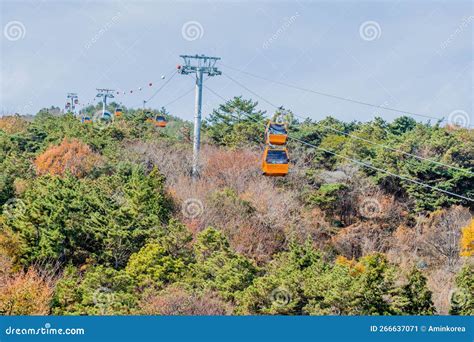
[{"xmin": 1, "ymin": 0, "xmax": 472, "ymax": 125}]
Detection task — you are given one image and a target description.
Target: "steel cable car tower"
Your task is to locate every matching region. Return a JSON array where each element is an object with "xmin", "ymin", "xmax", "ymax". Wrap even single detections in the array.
[
  {"xmin": 178, "ymin": 54, "xmax": 221, "ymax": 178},
  {"xmin": 66, "ymin": 93, "xmax": 78, "ymax": 114},
  {"xmin": 96, "ymin": 88, "xmax": 115, "ymax": 118}
]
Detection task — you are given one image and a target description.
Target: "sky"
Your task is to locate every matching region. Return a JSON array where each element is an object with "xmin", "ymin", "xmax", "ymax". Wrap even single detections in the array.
[{"xmin": 0, "ymin": 0, "xmax": 472, "ymax": 126}]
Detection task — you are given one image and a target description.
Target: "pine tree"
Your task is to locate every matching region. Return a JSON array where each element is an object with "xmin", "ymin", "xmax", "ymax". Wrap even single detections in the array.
[
  {"xmin": 205, "ymin": 96, "xmax": 266, "ymax": 147},
  {"xmin": 450, "ymin": 264, "xmax": 473, "ymax": 315},
  {"xmin": 355, "ymin": 254, "xmax": 396, "ymax": 315},
  {"xmin": 189, "ymin": 228, "xmax": 258, "ymax": 302},
  {"xmin": 391, "ymin": 267, "xmax": 435, "ymax": 315}
]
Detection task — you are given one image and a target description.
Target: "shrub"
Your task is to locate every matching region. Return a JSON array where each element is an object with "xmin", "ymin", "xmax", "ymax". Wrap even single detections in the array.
[
  {"xmin": 449, "ymin": 263, "xmax": 473, "ymax": 315},
  {"xmin": 139, "ymin": 285, "xmax": 231, "ymax": 315},
  {"xmin": 0, "ymin": 268, "xmax": 54, "ymax": 315},
  {"xmin": 125, "ymin": 241, "xmax": 187, "ymax": 288},
  {"xmin": 52, "ymin": 265, "xmax": 137, "ymax": 315},
  {"xmin": 0, "ymin": 115, "xmax": 29, "ymax": 134},
  {"xmin": 34, "ymin": 138, "xmax": 101, "ymax": 177}
]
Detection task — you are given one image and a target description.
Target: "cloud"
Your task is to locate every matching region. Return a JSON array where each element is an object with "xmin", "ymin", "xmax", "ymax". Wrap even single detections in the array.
[{"xmin": 1, "ymin": 1, "xmax": 472, "ymax": 122}]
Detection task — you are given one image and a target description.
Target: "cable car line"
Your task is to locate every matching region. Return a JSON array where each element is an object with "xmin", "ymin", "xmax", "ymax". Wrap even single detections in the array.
[
  {"xmin": 321, "ymin": 126, "xmax": 474, "ymax": 175},
  {"xmin": 162, "ymin": 87, "xmax": 195, "ymax": 108},
  {"xmin": 220, "ymin": 63, "xmax": 473, "ymax": 128},
  {"xmin": 222, "ymin": 72, "xmax": 474, "ymax": 176},
  {"xmin": 145, "ymin": 69, "xmax": 179, "ymax": 103},
  {"xmin": 204, "ymin": 84, "xmax": 473, "ymax": 203},
  {"xmin": 290, "ymin": 136, "xmax": 473, "ymax": 202},
  {"xmin": 223, "ymin": 72, "xmax": 280, "ymax": 108}
]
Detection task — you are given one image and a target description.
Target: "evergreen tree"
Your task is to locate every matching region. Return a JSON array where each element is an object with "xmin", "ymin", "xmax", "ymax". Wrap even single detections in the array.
[
  {"xmin": 355, "ymin": 254, "xmax": 396, "ymax": 315},
  {"xmin": 188, "ymin": 228, "xmax": 258, "ymax": 302},
  {"xmin": 388, "ymin": 116, "xmax": 417, "ymax": 135},
  {"xmin": 4, "ymin": 164, "xmax": 171, "ymax": 267},
  {"xmin": 52, "ymin": 265, "xmax": 137, "ymax": 315},
  {"xmin": 391, "ymin": 267, "xmax": 435, "ymax": 315},
  {"xmin": 205, "ymin": 96, "xmax": 266, "ymax": 147},
  {"xmin": 238, "ymin": 240, "xmax": 322, "ymax": 315},
  {"xmin": 125, "ymin": 240, "xmax": 187, "ymax": 288},
  {"xmin": 450, "ymin": 263, "xmax": 474, "ymax": 315}
]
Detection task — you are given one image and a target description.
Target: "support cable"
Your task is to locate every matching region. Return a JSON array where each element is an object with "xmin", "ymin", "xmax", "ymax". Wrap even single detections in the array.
[{"xmin": 204, "ymin": 84, "xmax": 473, "ymax": 203}]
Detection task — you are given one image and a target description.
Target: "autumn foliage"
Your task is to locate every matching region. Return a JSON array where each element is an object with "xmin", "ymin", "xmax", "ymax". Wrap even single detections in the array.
[
  {"xmin": 0, "ymin": 115, "xmax": 29, "ymax": 134},
  {"xmin": 34, "ymin": 138, "xmax": 101, "ymax": 177},
  {"xmin": 0, "ymin": 268, "xmax": 55, "ymax": 315},
  {"xmin": 460, "ymin": 220, "xmax": 474, "ymax": 257},
  {"xmin": 1, "ymin": 105, "xmax": 473, "ymax": 316}
]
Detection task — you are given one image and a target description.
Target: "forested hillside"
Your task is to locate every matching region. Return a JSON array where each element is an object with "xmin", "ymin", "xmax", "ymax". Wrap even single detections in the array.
[{"xmin": 0, "ymin": 97, "xmax": 472, "ymax": 316}]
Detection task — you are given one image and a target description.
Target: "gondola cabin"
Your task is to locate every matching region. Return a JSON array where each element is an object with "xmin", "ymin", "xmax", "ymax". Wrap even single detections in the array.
[
  {"xmin": 265, "ymin": 121, "xmax": 288, "ymax": 145},
  {"xmin": 102, "ymin": 111, "xmax": 112, "ymax": 122},
  {"xmin": 154, "ymin": 115, "xmax": 167, "ymax": 127},
  {"xmin": 82, "ymin": 116, "xmax": 92, "ymax": 124},
  {"xmin": 261, "ymin": 146, "xmax": 289, "ymax": 176},
  {"xmin": 115, "ymin": 108, "xmax": 123, "ymax": 117}
]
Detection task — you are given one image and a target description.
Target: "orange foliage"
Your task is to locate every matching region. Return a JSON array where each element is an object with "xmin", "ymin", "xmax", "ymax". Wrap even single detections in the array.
[
  {"xmin": 0, "ymin": 115, "xmax": 29, "ymax": 134},
  {"xmin": 34, "ymin": 138, "xmax": 101, "ymax": 177},
  {"xmin": 460, "ymin": 219, "xmax": 474, "ymax": 257},
  {"xmin": 335, "ymin": 255, "xmax": 365, "ymax": 274},
  {"xmin": 0, "ymin": 268, "xmax": 54, "ymax": 315}
]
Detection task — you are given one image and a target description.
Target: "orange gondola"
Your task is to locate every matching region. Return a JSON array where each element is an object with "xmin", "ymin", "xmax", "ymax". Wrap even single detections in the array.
[
  {"xmin": 265, "ymin": 121, "xmax": 288, "ymax": 145},
  {"xmin": 115, "ymin": 108, "xmax": 123, "ymax": 117},
  {"xmin": 261, "ymin": 146, "xmax": 289, "ymax": 176},
  {"xmin": 81, "ymin": 116, "xmax": 92, "ymax": 124},
  {"xmin": 154, "ymin": 115, "xmax": 167, "ymax": 127}
]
